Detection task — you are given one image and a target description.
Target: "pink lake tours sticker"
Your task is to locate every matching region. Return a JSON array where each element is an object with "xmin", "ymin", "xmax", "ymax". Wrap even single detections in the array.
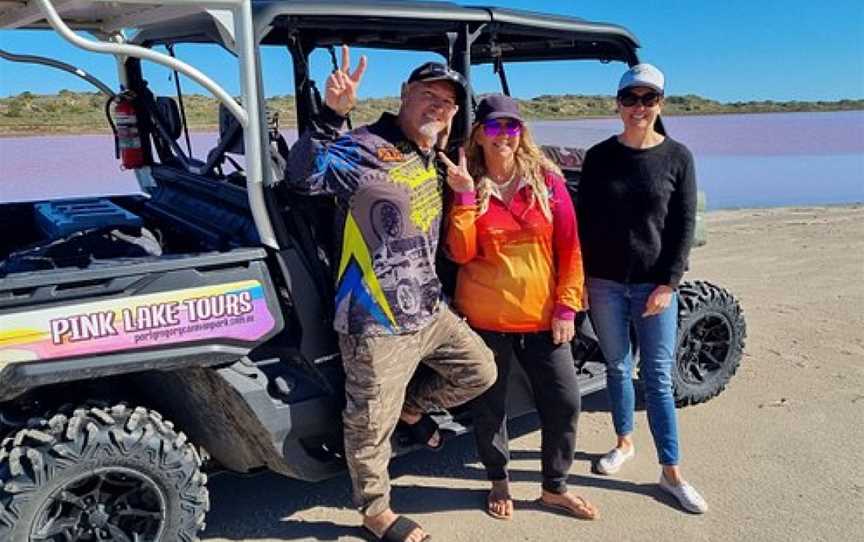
[{"xmin": 0, "ymin": 280, "xmax": 276, "ymax": 365}]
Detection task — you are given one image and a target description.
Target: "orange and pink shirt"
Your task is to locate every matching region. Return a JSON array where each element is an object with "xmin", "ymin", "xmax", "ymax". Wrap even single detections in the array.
[{"xmin": 445, "ymin": 170, "xmax": 586, "ymax": 332}]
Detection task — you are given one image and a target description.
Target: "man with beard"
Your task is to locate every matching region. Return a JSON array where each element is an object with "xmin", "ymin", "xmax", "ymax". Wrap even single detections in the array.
[{"xmin": 285, "ymin": 47, "xmax": 496, "ymax": 542}]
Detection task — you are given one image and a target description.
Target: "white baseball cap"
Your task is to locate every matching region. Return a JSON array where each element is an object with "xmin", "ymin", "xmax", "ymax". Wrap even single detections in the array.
[{"xmin": 618, "ymin": 63, "xmax": 665, "ymax": 93}]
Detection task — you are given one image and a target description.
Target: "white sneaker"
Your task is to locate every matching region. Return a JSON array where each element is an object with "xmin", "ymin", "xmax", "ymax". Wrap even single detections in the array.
[
  {"xmin": 596, "ymin": 446, "xmax": 635, "ymax": 475},
  {"xmin": 659, "ymin": 472, "xmax": 708, "ymax": 514}
]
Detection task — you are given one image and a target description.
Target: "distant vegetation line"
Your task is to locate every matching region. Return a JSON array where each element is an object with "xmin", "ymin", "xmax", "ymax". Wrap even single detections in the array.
[{"xmin": 1, "ymin": 90, "xmax": 861, "ymax": 135}]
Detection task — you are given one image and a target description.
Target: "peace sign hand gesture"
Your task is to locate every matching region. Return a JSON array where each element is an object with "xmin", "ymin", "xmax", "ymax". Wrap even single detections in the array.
[
  {"xmin": 438, "ymin": 148, "xmax": 475, "ymax": 193},
  {"xmin": 325, "ymin": 45, "xmax": 368, "ymax": 117}
]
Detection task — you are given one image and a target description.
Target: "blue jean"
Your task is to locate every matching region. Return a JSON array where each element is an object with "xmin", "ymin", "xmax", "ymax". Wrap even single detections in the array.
[{"xmin": 587, "ymin": 277, "xmax": 680, "ymax": 465}]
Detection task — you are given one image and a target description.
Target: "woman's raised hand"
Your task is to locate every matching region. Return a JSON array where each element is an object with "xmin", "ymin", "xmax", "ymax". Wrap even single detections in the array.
[
  {"xmin": 438, "ymin": 148, "xmax": 475, "ymax": 193},
  {"xmin": 325, "ymin": 45, "xmax": 368, "ymax": 117}
]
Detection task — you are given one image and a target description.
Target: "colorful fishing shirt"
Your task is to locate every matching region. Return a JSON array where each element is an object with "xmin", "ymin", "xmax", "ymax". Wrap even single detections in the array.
[
  {"xmin": 445, "ymin": 171, "xmax": 586, "ymax": 332},
  {"xmin": 286, "ymin": 108, "xmax": 444, "ymax": 336}
]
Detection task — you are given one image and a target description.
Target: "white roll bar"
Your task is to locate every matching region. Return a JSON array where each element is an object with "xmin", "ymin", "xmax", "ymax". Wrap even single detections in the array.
[{"xmin": 33, "ymin": 0, "xmax": 278, "ymax": 249}]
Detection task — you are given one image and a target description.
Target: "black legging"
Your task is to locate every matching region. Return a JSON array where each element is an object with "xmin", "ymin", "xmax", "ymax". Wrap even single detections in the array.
[{"xmin": 472, "ymin": 330, "xmax": 582, "ymax": 494}]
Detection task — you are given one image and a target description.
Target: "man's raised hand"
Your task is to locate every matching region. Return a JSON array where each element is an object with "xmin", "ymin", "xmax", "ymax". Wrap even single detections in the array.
[
  {"xmin": 325, "ymin": 45, "xmax": 368, "ymax": 117},
  {"xmin": 438, "ymin": 148, "xmax": 474, "ymax": 193}
]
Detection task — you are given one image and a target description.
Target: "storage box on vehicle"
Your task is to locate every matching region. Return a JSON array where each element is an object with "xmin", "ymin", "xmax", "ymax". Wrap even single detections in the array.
[{"xmin": 34, "ymin": 198, "xmax": 142, "ymax": 237}]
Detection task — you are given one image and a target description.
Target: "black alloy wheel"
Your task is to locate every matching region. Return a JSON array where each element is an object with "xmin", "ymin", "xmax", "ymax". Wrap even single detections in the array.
[
  {"xmin": 673, "ymin": 280, "xmax": 747, "ymax": 407},
  {"xmin": 30, "ymin": 467, "xmax": 165, "ymax": 541},
  {"xmin": 0, "ymin": 404, "xmax": 208, "ymax": 542}
]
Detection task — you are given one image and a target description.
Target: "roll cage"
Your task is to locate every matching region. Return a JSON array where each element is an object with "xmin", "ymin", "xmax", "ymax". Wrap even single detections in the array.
[{"xmin": 130, "ymin": 0, "xmax": 639, "ymax": 137}]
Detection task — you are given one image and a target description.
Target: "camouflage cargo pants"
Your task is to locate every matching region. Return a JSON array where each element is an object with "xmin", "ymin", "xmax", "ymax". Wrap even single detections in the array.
[{"xmin": 338, "ymin": 305, "xmax": 496, "ymax": 517}]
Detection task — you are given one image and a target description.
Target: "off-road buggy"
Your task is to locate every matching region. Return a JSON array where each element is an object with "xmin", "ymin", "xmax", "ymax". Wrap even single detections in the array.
[{"xmin": 0, "ymin": 1, "xmax": 745, "ymax": 540}]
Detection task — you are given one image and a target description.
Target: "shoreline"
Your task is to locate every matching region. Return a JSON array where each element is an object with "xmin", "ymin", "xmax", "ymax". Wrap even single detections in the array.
[
  {"xmin": 706, "ymin": 202, "xmax": 863, "ymax": 213},
  {"xmin": 2, "ymin": 108, "xmax": 862, "ymax": 138},
  {"xmin": 0, "ymin": 187, "xmax": 860, "ymax": 215}
]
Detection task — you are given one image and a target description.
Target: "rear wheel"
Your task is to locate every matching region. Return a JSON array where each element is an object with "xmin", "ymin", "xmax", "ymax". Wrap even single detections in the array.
[
  {"xmin": 0, "ymin": 404, "xmax": 208, "ymax": 542},
  {"xmin": 673, "ymin": 281, "xmax": 746, "ymax": 406}
]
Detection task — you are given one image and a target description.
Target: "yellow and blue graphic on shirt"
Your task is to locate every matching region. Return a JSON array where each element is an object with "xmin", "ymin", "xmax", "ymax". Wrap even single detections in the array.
[
  {"xmin": 388, "ymin": 158, "xmax": 441, "ymax": 233},
  {"xmin": 333, "ymin": 153, "xmax": 441, "ymax": 332},
  {"xmin": 335, "ymin": 213, "xmax": 398, "ymax": 332}
]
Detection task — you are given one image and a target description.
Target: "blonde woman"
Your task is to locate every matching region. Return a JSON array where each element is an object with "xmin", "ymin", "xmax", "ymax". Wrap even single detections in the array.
[{"xmin": 440, "ymin": 95, "xmax": 597, "ymax": 521}]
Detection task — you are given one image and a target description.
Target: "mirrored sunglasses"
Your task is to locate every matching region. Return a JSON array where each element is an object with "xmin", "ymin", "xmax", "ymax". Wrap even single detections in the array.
[{"xmin": 482, "ymin": 119, "xmax": 522, "ymax": 137}]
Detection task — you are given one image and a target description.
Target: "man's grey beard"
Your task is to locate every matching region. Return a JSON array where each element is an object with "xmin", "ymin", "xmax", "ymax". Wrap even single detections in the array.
[{"xmin": 418, "ymin": 121, "xmax": 444, "ymax": 140}]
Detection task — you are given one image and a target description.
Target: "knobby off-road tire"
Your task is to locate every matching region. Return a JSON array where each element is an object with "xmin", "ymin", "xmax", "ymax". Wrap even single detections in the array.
[
  {"xmin": 0, "ymin": 404, "xmax": 209, "ymax": 542},
  {"xmin": 673, "ymin": 280, "xmax": 747, "ymax": 407}
]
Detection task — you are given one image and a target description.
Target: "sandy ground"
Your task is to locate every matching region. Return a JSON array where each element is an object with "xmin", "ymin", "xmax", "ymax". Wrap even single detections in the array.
[{"xmin": 201, "ymin": 205, "xmax": 864, "ymax": 542}]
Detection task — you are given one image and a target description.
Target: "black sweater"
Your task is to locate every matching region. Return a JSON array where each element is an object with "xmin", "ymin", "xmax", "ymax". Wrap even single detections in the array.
[{"xmin": 577, "ymin": 136, "xmax": 697, "ymax": 288}]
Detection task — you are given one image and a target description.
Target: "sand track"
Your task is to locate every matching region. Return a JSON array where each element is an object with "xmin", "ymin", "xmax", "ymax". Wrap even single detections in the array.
[{"xmin": 202, "ymin": 205, "xmax": 864, "ymax": 542}]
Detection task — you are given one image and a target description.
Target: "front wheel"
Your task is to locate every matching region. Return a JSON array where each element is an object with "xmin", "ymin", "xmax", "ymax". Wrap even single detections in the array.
[
  {"xmin": 0, "ymin": 404, "xmax": 208, "ymax": 542},
  {"xmin": 672, "ymin": 281, "xmax": 747, "ymax": 407}
]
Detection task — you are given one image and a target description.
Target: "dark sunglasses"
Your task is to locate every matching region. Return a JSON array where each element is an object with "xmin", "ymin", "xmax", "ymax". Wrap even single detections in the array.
[
  {"xmin": 617, "ymin": 91, "xmax": 663, "ymax": 107},
  {"xmin": 482, "ymin": 118, "xmax": 522, "ymax": 137}
]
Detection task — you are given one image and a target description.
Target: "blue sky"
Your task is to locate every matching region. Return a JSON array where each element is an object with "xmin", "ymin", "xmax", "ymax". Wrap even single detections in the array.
[{"xmin": 1, "ymin": 0, "xmax": 862, "ymax": 102}]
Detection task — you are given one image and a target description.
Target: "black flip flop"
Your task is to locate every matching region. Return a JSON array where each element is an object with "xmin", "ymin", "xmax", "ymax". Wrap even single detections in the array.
[
  {"xmin": 404, "ymin": 413, "xmax": 444, "ymax": 451},
  {"xmin": 365, "ymin": 515, "xmax": 431, "ymax": 542}
]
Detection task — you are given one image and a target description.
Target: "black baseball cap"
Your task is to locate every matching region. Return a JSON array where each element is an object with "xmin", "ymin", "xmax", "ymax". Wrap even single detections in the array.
[
  {"xmin": 407, "ymin": 62, "xmax": 468, "ymax": 100},
  {"xmin": 475, "ymin": 94, "xmax": 523, "ymax": 124}
]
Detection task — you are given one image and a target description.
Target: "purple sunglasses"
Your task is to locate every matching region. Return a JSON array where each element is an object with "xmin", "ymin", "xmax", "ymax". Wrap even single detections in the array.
[{"xmin": 482, "ymin": 118, "xmax": 522, "ymax": 137}]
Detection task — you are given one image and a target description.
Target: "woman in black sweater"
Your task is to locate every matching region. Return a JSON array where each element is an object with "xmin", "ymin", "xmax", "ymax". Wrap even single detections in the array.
[{"xmin": 577, "ymin": 63, "xmax": 707, "ymax": 514}]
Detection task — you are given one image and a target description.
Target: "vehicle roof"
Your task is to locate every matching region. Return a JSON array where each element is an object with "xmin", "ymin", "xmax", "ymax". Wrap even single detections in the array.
[
  {"xmin": 0, "ymin": 1, "xmax": 638, "ymax": 65},
  {"xmin": 0, "ymin": 1, "xmax": 202, "ymax": 33},
  {"xmin": 251, "ymin": 2, "xmax": 639, "ymax": 64}
]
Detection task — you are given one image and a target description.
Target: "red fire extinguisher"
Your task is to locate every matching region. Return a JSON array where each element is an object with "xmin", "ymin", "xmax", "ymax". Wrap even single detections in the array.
[{"xmin": 113, "ymin": 92, "xmax": 145, "ymax": 169}]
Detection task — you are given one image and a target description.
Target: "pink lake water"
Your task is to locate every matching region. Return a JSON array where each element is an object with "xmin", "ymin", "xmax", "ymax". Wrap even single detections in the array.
[{"xmin": 2, "ymin": 110, "xmax": 862, "ymax": 209}]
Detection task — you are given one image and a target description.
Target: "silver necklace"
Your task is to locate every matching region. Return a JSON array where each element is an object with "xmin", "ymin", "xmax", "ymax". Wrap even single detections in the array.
[{"xmin": 490, "ymin": 168, "xmax": 517, "ymax": 185}]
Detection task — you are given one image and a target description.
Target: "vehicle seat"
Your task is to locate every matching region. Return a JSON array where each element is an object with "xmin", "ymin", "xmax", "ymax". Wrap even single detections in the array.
[
  {"xmin": 276, "ymin": 188, "xmax": 338, "ymax": 318},
  {"xmin": 203, "ymin": 102, "xmax": 290, "ymax": 183},
  {"xmin": 150, "ymin": 96, "xmax": 205, "ymax": 170},
  {"xmin": 155, "ymin": 96, "xmax": 183, "ymax": 141},
  {"xmin": 203, "ymin": 102, "xmax": 245, "ymax": 177},
  {"xmin": 542, "ymin": 145, "xmax": 585, "ymax": 204}
]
